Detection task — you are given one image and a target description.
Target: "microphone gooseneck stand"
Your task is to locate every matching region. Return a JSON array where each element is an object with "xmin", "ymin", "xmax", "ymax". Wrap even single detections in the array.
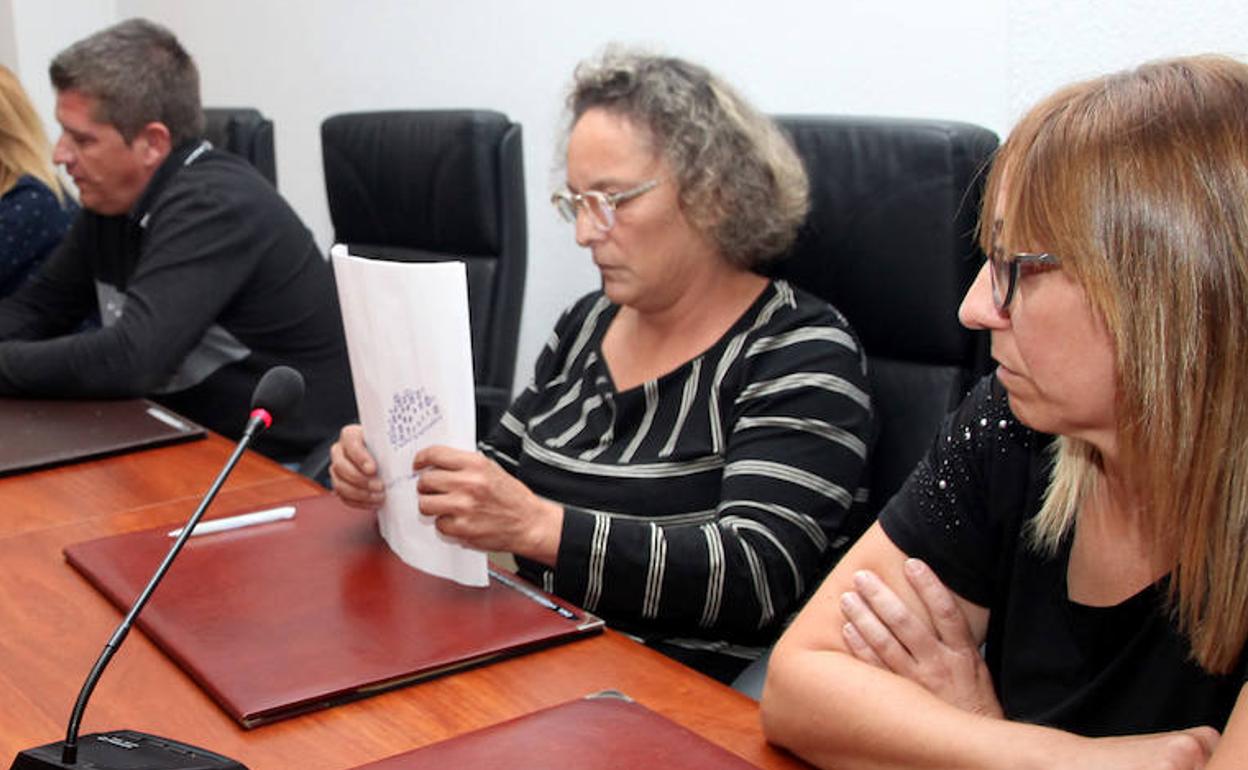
[
  {"xmin": 11, "ymin": 364, "xmax": 305, "ymax": 770},
  {"xmin": 59, "ymin": 410, "xmax": 269, "ymax": 764}
]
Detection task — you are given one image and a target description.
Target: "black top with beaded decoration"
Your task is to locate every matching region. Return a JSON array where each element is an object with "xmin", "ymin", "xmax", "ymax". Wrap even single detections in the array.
[{"xmin": 879, "ymin": 375, "xmax": 1247, "ymax": 735}]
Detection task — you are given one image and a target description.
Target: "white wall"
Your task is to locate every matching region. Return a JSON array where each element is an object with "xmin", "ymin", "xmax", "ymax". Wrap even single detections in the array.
[
  {"xmin": 1007, "ymin": 0, "xmax": 1248, "ymax": 123},
  {"xmin": 2, "ymin": 0, "xmax": 116, "ymax": 144},
  {"xmin": 14, "ymin": 0, "xmax": 1248, "ymax": 396},
  {"xmin": 0, "ymin": 0, "xmax": 17, "ymax": 74}
]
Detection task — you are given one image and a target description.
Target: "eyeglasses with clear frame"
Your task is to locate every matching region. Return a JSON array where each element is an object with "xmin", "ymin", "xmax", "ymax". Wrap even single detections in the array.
[
  {"xmin": 989, "ymin": 249, "xmax": 1062, "ymax": 310},
  {"xmin": 551, "ymin": 179, "xmax": 659, "ymax": 232}
]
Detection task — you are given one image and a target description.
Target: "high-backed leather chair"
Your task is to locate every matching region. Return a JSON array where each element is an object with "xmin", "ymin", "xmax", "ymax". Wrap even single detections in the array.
[
  {"xmin": 321, "ymin": 110, "xmax": 527, "ymax": 439},
  {"xmin": 732, "ymin": 115, "xmax": 1000, "ymax": 699},
  {"xmin": 774, "ymin": 114, "xmax": 998, "ymax": 512},
  {"xmin": 203, "ymin": 107, "xmax": 277, "ymax": 187}
]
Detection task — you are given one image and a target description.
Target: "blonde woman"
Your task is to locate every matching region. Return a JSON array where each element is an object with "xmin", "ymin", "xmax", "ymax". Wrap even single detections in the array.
[
  {"xmin": 762, "ymin": 55, "xmax": 1248, "ymax": 769},
  {"xmin": 0, "ymin": 64, "xmax": 75, "ymax": 296}
]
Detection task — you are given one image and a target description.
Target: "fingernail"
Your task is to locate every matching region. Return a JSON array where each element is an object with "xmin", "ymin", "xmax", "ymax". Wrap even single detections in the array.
[
  {"xmin": 904, "ymin": 558, "xmax": 925, "ymax": 576},
  {"xmin": 853, "ymin": 570, "xmax": 871, "ymax": 590},
  {"xmin": 840, "ymin": 592, "xmax": 857, "ymax": 611}
]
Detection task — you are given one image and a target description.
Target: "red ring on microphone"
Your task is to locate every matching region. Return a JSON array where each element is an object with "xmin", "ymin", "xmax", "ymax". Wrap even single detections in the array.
[{"xmin": 250, "ymin": 408, "xmax": 273, "ymax": 429}]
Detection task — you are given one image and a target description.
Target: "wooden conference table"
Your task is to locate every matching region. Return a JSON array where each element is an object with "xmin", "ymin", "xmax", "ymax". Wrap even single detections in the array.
[{"xmin": 0, "ymin": 433, "xmax": 810, "ymax": 769}]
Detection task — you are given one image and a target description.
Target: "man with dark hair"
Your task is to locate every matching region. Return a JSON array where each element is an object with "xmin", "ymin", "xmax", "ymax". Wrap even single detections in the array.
[{"xmin": 0, "ymin": 18, "xmax": 355, "ymax": 463}]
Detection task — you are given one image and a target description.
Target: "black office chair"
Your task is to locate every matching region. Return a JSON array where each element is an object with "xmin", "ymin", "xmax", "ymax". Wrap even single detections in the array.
[
  {"xmin": 203, "ymin": 107, "xmax": 277, "ymax": 187},
  {"xmin": 731, "ymin": 115, "xmax": 1000, "ymax": 699},
  {"xmin": 321, "ymin": 110, "xmax": 527, "ymax": 441}
]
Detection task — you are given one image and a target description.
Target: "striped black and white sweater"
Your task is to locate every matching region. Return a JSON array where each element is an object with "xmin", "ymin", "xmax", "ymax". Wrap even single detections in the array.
[{"xmin": 481, "ymin": 279, "xmax": 873, "ymax": 664}]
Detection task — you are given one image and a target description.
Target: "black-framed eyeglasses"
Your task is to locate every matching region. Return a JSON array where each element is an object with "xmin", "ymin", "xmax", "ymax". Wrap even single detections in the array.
[
  {"xmin": 989, "ymin": 250, "xmax": 1062, "ymax": 310},
  {"xmin": 551, "ymin": 179, "xmax": 659, "ymax": 232}
]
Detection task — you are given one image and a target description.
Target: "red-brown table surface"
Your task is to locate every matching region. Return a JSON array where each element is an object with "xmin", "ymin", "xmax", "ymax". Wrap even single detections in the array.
[{"xmin": 0, "ymin": 435, "xmax": 810, "ymax": 769}]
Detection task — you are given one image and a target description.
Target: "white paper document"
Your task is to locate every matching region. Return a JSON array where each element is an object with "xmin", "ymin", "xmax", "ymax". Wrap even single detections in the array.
[{"xmin": 331, "ymin": 245, "xmax": 487, "ymax": 587}]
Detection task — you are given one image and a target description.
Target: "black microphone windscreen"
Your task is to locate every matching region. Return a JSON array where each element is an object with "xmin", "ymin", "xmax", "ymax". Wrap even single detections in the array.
[{"xmin": 250, "ymin": 366, "xmax": 305, "ymax": 425}]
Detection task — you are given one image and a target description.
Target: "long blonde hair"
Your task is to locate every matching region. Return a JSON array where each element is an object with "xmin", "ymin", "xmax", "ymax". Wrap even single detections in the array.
[
  {"xmin": 0, "ymin": 65, "xmax": 63, "ymax": 202},
  {"xmin": 980, "ymin": 55, "xmax": 1248, "ymax": 674}
]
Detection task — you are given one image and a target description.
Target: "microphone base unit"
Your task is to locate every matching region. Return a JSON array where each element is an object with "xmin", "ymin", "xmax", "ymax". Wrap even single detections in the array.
[{"xmin": 10, "ymin": 730, "xmax": 247, "ymax": 770}]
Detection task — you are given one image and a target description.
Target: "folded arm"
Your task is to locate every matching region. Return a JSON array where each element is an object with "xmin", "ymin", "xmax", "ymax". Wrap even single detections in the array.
[{"xmin": 761, "ymin": 523, "xmax": 1225, "ymax": 770}]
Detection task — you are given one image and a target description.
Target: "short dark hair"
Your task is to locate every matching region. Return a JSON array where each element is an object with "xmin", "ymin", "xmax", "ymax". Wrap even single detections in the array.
[
  {"xmin": 567, "ymin": 48, "xmax": 809, "ymax": 270},
  {"xmin": 50, "ymin": 17, "xmax": 204, "ymax": 145}
]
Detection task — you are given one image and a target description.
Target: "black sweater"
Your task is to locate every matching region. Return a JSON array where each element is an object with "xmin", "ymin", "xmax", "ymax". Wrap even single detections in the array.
[{"xmin": 0, "ymin": 141, "xmax": 355, "ymax": 462}]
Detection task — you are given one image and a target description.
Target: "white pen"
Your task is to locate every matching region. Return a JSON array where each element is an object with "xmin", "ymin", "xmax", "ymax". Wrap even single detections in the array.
[{"xmin": 168, "ymin": 506, "xmax": 297, "ymax": 538}]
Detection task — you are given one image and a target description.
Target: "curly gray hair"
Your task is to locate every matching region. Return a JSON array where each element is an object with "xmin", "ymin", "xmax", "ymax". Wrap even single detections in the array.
[{"xmin": 567, "ymin": 49, "xmax": 809, "ymax": 270}]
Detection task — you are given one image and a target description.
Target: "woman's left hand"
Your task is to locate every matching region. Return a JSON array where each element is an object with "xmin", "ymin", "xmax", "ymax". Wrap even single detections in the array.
[
  {"xmin": 839, "ymin": 558, "xmax": 1003, "ymax": 718},
  {"xmin": 412, "ymin": 445, "xmax": 563, "ymax": 566}
]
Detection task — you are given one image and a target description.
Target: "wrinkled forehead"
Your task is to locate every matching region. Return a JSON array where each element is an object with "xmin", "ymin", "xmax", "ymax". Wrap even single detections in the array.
[
  {"xmin": 566, "ymin": 108, "xmax": 666, "ymax": 185},
  {"xmin": 55, "ymin": 88, "xmax": 110, "ymax": 128}
]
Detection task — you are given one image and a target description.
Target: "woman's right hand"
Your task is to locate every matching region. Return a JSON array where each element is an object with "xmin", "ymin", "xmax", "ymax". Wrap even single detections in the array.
[
  {"xmin": 840, "ymin": 561, "xmax": 1003, "ymax": 718},
  {"xmin": 329, "ymin": 424, "xmax": 385, "ymax": 509}
]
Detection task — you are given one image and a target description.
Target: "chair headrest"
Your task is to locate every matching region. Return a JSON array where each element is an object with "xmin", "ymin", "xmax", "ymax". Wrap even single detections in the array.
[
  {"xmin": 202, "ymin": 107, "xmax": 276, "ymax": 186},
  {"xmin": 771, "ymin": 115, "xmax": 998, "ymax": 367},
  {"xmin": 322, "ymin": 110, "xmax": 516, "ymax": 257}
]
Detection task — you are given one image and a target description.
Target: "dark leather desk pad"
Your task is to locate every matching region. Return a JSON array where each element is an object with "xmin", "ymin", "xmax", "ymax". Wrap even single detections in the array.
[
  {"xmin": 350, "ymin": 692, "xmax": 762, "ymax": 769},
  {"xmin": 64, "ymin": 493, "xmax": 603, "ymax": 727},
  {"xmin": 0, "ymin": 397, "xmax": 205, "ymax": 476}
]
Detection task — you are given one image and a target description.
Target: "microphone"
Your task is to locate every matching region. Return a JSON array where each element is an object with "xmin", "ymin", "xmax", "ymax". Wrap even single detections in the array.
[
  {"xmin": 10, "ymin": 367, "xmax": 306, "ymax": 770},
  {"xmin": 244, "ymin": 365, "xmax": 305, "ymax": 435}
]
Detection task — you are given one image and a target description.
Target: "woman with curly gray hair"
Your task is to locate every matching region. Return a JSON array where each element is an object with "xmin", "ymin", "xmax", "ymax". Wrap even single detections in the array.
[
  {"xmin": 331, "ymin": 49, "xmax": 874, "ymax": 681},
  {"xmin": 564, "ymin": 50, "xmax": 809, "ymax": 271}
]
